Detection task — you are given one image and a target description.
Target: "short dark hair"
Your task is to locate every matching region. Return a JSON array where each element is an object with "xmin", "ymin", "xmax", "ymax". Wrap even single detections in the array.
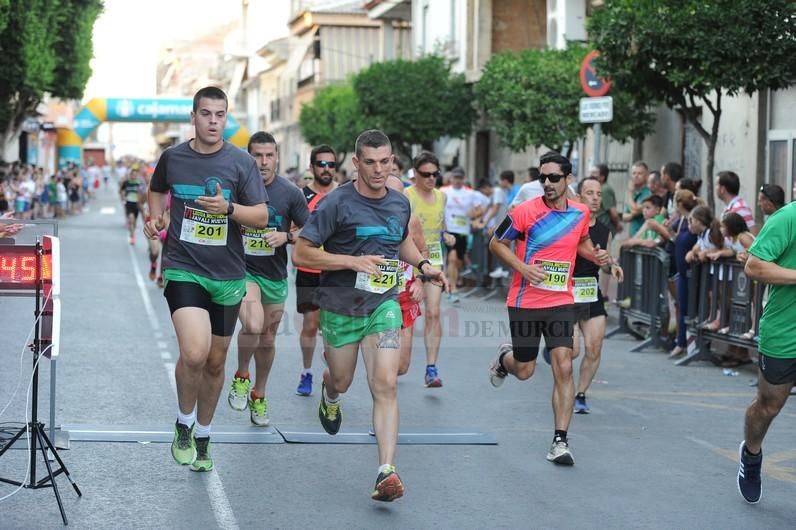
[
  {"xmin": 663, "ymin": 162, "xmax": 683, "ymax": 183},
  {"xmin": 247, "ymin": 131, "xmax": 277, "ymax": 153},
  {"xmin": 595, "ymin": 163, "xmax": 609, "ymax": 179},
  {"xmin": 527, "ymin": 167, "xmax": 540, "ymax": 181},
  {"xmin": 192, "ymin": 86, "xmax": 228, "ymax": 112},
  {"xmin": 632, "ymin": 161, "xmax": 649, "ymax": 172},
  {"xmin": 539, "ymin": 151, "xmax": 572, "ymax": 176},
  {"xmin": 355, "ymin": 129, "xmax": 391, "ymax": 158},
  {"xmin": 759, "ymin": 184, "xmax": 785, "ymax": 207},
  {"xmin": 499, "ymin": 170, "xmax": 515, "ymax": 184},
  {"xmin": 678, "ymin": 177, "xmax": 702, "ymax": 195},
  {"xmin": 477, "ymin": 178, "xmax": 492, "ymax": 189},
  {"xmin": 413, "ymin": 150, "xmax": 439, "ymax": 170},
  {"xmin": 717, "ymin": 170, "xmax": 740, "ymax": 196},
  {"xmin": 577, "ymin": 176, "xmax": 601, "ymax": 195},
  {"xmin": 310, "ymin": 144, "xmax": 336, "ymax": 165},
  {"xmin": 642, "ymin": 195, "xmax": 664, "ymax": 209},
  {"xmin": 721, "ymin": 212, "xmax": 748, "ymax": 237},
  {"xmin": 393, "ymin": 157, "xmax": 404, "ymax": 171}
]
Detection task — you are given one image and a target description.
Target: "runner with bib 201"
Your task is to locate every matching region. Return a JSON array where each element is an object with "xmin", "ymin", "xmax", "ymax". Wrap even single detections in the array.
[
  {"xmin": 487, "ymin": 151, "xmax": 610, "ymax": 466},
  {"xmin": 293, "ymin": 130, "xmax": 448, "ymax": 502},
  {"xmin": 144, "ymin": 87, "xmax": 269, "ymax": 472}
]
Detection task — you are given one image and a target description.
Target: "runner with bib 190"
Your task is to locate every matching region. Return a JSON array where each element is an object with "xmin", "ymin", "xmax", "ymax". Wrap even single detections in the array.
[
  {"xmin": 486, "ymin": 151, "xmax": 610, "ymax": 466},
  {"xmin": 227, "ymin": 132, "xmax": 309, "ymax": 426},
  {"xmin": 293, "ymin": 129, "xmax": 448, "ymax": 502},
  {"xmin": 144, "ymin": 87, "xmax": 269, "ymax": 472}
]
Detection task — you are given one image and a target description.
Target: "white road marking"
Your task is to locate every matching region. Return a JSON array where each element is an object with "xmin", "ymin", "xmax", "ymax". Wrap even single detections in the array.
[
  {"xmin": 157, "ymin": 341, "xmax": 168, "ymax": 349},
  {"xmin": 129, "ymin": 245, "xmax": 238, "ymax": 530},
  {"xmin": 100, "ymin": 207, "xmax": 116, "ymax": 215},
  {"xmin": 160, "ymin": 351, "xmax": 171, "ymax": 360}
]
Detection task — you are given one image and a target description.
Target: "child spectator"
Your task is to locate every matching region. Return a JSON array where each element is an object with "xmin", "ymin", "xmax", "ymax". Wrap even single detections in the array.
[{"xmin": 621, "ymin": 195, "xmax": 665, "ymax": 248}]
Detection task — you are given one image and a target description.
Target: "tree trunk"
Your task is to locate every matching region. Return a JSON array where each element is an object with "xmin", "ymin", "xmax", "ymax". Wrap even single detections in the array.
[{"xmin": 705, "ymin": 135, "xmax": 717, "ymax": 212}]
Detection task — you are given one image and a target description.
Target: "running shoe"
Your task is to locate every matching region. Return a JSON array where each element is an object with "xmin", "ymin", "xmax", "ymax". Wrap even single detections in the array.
[
  {"xmin": 227, "ymin": 375, "xmax": 251, "ymax": 411},
  {"xmin": 171, "ymin": 421, "xmax": 196, "ymax": 465},
  {"xmin": 191, "ymin": 437, "xmax": 213, "ymax": 472},
  {"xmin": 296, "ymin": 372, "xmax": 313, "ymax": 396},
  {"xmin": 128, "ymin": 235, "xmax": 135, "ymax": 245},
  {"xmin": 371, "ymin": 466, "xmax": 404, "ymax": 502},
  {"xmin": 489, "ymin": 344, "xmax": 512, "ymax": 388},
  {"xmin": 424, "ymin": 366, "xmax": 442, "ymax": 388},
  {"xmin": 148, "ymin": 267, "xmax": 156, "ymax": 281},
  {"xmin": 318, "ymin": 382, "xmax": 342, "ymax": 435},
  {"xmin": 368, "ymin": 425, "xmax": 376, "ymax": 436},
  {"xmin": 574, "ymin": 394, "xmax": 590, "ymax": 414},
  {"xmin": 447, "ymin": 292, "xmax": 460, "ymax": 304},
  {"xmin": 546, "ymin": 440, "xmax": 574, "ymax": 465},
  {"xmin": 737, "ymin": 441, "xmax": 762, "ymax": 504},
  {"xmin": 249, "ymin": 395, "xmax": 270, "ymax": 427},
  {"xmin": 488, "ymin": 267, "xmax": 509, "ymax": 279}
]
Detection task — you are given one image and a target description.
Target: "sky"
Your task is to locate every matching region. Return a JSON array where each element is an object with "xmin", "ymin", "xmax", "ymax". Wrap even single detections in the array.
[{"xmin": 83, "ymin": 0, "xmax": 290, "ymax": 158}]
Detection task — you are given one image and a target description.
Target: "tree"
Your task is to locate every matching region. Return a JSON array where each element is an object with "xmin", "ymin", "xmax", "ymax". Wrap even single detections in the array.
[
  {"xmin": 589, "ymin": 0, "xmax": 796, "ymax": 210},
  {"xmin": 0, "ymin": 0, "xmax": 103, "ymax": 156},
  {"xmin": 353, "ymin": 55, "xmax": 476, "ymax": 156},
  {"xmin": 474, "ymin": 44, "xmax": 654, "ymax": 156},
  {"xmin": 298, "ymin": 82, "xmax": 364, "ymax": 165}
]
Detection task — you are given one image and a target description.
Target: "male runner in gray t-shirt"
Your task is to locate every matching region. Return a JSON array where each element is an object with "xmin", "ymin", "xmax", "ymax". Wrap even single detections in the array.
[
  {"xmin": 226, "ymin": 132, "xmax": 309, "ymax": 427},
  {"xmin": 294, "ymin": 129, "xmax": 447, "ymax": 502},
  {"xmin": 144, "ymin": 87, "xmax": 268, "ymax": 473}
]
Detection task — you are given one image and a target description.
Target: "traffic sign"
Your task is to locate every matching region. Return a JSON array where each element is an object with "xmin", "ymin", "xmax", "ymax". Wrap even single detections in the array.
[
  {"xmin": 580, "ymin": 50, "xmax": 612, "ymax": 97},
  {"xmin": 580, "ymin": 96, "xmax": 613, "ymax": 123}
]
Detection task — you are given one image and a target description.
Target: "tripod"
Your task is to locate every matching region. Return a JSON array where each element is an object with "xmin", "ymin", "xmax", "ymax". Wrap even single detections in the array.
[{"xmin": 0, "ymin": 240, "xmax": 81, "ymax": 525}]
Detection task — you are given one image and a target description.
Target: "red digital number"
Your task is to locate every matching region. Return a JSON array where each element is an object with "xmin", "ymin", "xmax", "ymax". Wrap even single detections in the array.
[
  {"xmin": 1, "ymin": 256, "xmax": 17, "ymax": 280},
  {"xmin": 21, "ymin": 256, "xmax": 35, "ymax": 281},
  {"xmin": 41, "ymin": 254, "xmax": 52, "ymax": 280}
]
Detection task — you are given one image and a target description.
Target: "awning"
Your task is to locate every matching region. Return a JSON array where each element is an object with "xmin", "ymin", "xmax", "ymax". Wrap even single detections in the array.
[
  {"xmin": 438, "ymin": 138, "xmax": 462, "ymax": 167},
  {"xmin": 284, "ymin": 31, "xmax": 316, "ymax": 78}
]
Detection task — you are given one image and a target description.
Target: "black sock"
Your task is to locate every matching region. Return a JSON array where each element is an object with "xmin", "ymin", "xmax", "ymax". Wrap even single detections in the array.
[
  {"xmin": 743, "ymin": 445, "xmax": 761, "ymax": 458},
  {"xmin": 576, "ymin": 392, "xmax": 586, "ymax": 399},
  {"xmin": 498, "ymin": 351, "xmax": 509, "ymax": 370},
  {"xmin": 426, "ymin": 364, "xmax": 435, "ymax": 369},
  {"xmin": 554, "ymin": 430, "xmax": 567, "ymax": 443}
]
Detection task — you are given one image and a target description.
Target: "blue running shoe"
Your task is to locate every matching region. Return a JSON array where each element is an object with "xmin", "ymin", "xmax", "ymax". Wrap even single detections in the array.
[
  {"xmin": 424, "ymin": 366, "xmax": 442, "ymax": 388},
  {"xmin": 296, "ymin": 372, "xmax": 313, "ymax": 396},
  {"xmin": 737, "ymin": 441, "xmax": 762, "ymax": 504},
  {"xmin": 574, "ymin": 393, "xmax": 590, "ymax": 414}
]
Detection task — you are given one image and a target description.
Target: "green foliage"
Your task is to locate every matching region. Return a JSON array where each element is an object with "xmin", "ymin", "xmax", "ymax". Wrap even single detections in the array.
[
  {"xmin": 353, "ymin": 55, "xmax": 476, "ymax": 154},
  {"xmin": 299, "ymin": 82, "xmax": 364, "ymax": 164},
  {"xmin": 589, "ymin": 0, "xmax": 796, "ymax": 208},
  {"xmin": 474, "ymin": 44, "xmax": 654, "ymax": 154},
  {"xmin": 0, "ymin": 0, "xmax": 102, "ymax": 145}
]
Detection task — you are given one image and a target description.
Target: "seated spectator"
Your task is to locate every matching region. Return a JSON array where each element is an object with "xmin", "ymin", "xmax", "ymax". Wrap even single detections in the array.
[{"xmin": 621, "ymin": 195, "xmax": 665, "ymax": 248}]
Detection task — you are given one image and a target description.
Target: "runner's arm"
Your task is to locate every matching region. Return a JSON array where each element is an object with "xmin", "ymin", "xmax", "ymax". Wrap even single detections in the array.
[
  {"xmin": 577, "ymin": 236, "xmax": 611, "ymax": 266},
  {"xmin": 293, "ymin": 237, "xmax": 383, "ymax": 272},
  {"xmin": 744, "ymin": 255, "xmax": 796, "ymax": 285}
]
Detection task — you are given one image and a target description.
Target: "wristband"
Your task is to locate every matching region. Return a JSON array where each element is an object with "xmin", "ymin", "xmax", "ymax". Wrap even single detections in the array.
[{"xmin": 417, "ymin": 259, "xmax": 432, "ymax": 273}]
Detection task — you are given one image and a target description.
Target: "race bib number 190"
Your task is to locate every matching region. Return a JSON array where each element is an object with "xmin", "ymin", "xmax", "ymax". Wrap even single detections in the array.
[
  {"xmin": 534, "ymin": 260, "xmax": 571, "ymax": 292},
  {"xmin": 243, "ymin": 227, "xmax": 276, "ymax": 256},
  {"xmin": 180, "ymin": 207, "xmax": 228, "ymax": 246},
  {"xmin": 355, "ymin": 259, "xmax": 399, "ymax": 294}
]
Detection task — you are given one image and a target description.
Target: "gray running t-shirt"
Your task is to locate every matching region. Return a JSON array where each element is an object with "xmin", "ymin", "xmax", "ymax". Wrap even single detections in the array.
[
  {"xmin": 244, "ymin": 176, "xmax": 309, "ymax": 280},
  {"xmin": 300, "ymin": 182, "xmax": 410, "ymax": 316},
  {"xmin": 150, "ymin": 141, "xmax": 268, "ymax": 280}
]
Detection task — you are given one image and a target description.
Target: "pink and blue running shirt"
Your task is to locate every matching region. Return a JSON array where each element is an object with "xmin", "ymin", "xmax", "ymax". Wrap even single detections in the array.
[{"xmin": 496, "ymin": 196, "xmax": 590, "ymax": 309}]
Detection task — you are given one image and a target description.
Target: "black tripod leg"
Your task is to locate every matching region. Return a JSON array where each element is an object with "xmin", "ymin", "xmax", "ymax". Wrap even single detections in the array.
[
  {"xmin": 39, "ymin": 427, "xmax": 81, "ymax": 496},
  {"xmin": 35, "ymin": 427, "xmax": 68, "ymax": 526},
  {"xmin": 0, "ymin": 425, "xmax": 28, "ymax": 458}
]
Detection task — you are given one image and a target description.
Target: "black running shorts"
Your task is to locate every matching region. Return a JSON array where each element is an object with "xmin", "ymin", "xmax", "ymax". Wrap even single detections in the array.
[
  {"xmin": 164, "ymin": 281, "xmax": 241, "ymax": 337},
  {"xmin": 759, "ymin": 353, "xmax": 796, "ymax": 386},
  {"xmin": 295, "ymin": 269, "xmax": 320, "ymax": 314},
  {"xmin": 574, "ymin": 289, "xmax": 607, "ymax": 322},
  {"xmin": 445, "ymin": 233, "xmax": 468, "ymax": 260},
  {"xmin": 507, "ymin": 305, "xmax": 575, "ymax": 362},
  {"xmin": 125, "ymin": 201, "xmax": 140, "ymax": 218}
]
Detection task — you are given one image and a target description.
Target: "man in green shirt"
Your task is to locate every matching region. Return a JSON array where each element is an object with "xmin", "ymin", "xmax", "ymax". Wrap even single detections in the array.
[
  {"xmin": 622, "ymin": 161, "xmax": 651, "ymax": 236},
  {"xmin": 737, "ymin": 202, "xmax": 796, "ymax": 504}
]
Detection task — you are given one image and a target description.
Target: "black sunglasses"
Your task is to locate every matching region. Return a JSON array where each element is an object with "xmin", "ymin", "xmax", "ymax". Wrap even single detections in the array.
[
  {"xmin": 540, "ymin": 173, "xmax": 566, "ymax": 183},
  {"xmin": 416, "ymin": 169, "xmax": 441, "ymax": 179},
  {"xmin": 314, "ymin": 160, "xmax": 336, "ymax": 169}
]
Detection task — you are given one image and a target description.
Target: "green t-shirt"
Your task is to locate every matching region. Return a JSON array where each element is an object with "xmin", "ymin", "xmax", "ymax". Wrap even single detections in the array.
[
  {"xmin": 748, "ymin": 202, "xmax": 796, "ymax": 359},
  {"xmin": 596, "ymin": 183, "xmax": 617, "ymax": 234},
  {"xmin": 626, "ymin": 186, "xmax": 651, "ymax": 236},
  {"xmin": 640, "ymin": 214, "xmax": 666, "ymax": 241}
]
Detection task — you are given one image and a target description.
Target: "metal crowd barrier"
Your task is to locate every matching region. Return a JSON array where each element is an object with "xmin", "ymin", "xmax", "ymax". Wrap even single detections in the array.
[
  {"xmin": 605, "ymin": 246, "xmax": 671, "ymax": 352},
  {"xmin": 460, "ymin": 228, "xmax": 509, "ymax": 301},
  {"xmin": 675, "ymin": 258, "xmax": 764, "ymax": 366}
]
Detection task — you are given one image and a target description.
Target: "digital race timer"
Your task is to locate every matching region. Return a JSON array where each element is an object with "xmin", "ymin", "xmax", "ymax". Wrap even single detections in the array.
[{"xmin": 0, "ymin": 245, "xmax": 53, "ymax": 289}]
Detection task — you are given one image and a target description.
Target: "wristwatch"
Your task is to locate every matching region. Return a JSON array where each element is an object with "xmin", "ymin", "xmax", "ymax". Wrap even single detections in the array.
[
  {"xmin": 286, "ymin": 232, "xmax": 294, "ymax": 244},
  {"xmin": 226, "ymin": 202, "xmax": 235, "ymax": 216},
  {"xmin": 417, "ymin": 259, "xmax": 432, "ymax": 274}
]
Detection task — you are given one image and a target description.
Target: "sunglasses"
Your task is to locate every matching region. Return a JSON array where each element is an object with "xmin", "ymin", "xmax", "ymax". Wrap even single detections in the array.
[
  {"xmin": 540, "ymin": 173, "xmax": 566, "ymax": 183},
  {"xmin": 314, "ymin": 160, "xmax": 336, "ymax": 169},
  {"xmin": 416, "ymin": 169, "xmax": 441, "ymax": 179}
]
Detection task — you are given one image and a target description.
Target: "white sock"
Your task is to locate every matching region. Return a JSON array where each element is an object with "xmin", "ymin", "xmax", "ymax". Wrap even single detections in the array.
[
  {"xmin": 177, "ymin": 409, "xmax": 195, "ymax": 428},
  {"xmin": 302, "ymin": 368, "xmax": 312, "ymax": 376},
  {"xmin": 324, "ymin": 386, "xmax": 340, "ymax": 403},
  {"xmin": 194, "ymin": 422, "xmax": 211, "ymax": 439},
  {"xmin": 378, "ymin": 464, "xmax": 394, "ymax": 474}
]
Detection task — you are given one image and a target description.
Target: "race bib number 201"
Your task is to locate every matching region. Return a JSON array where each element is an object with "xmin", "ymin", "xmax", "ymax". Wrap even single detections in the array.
[
  {"xmin": 533, "ymin": 260, "xmax": 571, "ymax": 292},
  {"xmin": 180, "ymin": 207, "xmax": 228, "ymax": 246}
]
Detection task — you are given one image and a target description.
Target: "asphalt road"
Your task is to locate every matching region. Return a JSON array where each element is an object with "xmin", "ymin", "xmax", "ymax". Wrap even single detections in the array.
[{"xmin": 1, "ymin": 186, "xmax": 794, "ymax": 529}]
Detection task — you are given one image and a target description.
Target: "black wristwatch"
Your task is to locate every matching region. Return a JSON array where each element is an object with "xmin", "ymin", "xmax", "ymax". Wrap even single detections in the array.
[
  {"xmin": 286, "ymin": 232, "xmax": 294, "ymax": 244},
  {"xmin": 417, "ymin": 259, "xmax": 431, "ymax": 274},
  {"xmin": 226, "ymin": 202, "xmax": 235, "ymax": 216}
]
